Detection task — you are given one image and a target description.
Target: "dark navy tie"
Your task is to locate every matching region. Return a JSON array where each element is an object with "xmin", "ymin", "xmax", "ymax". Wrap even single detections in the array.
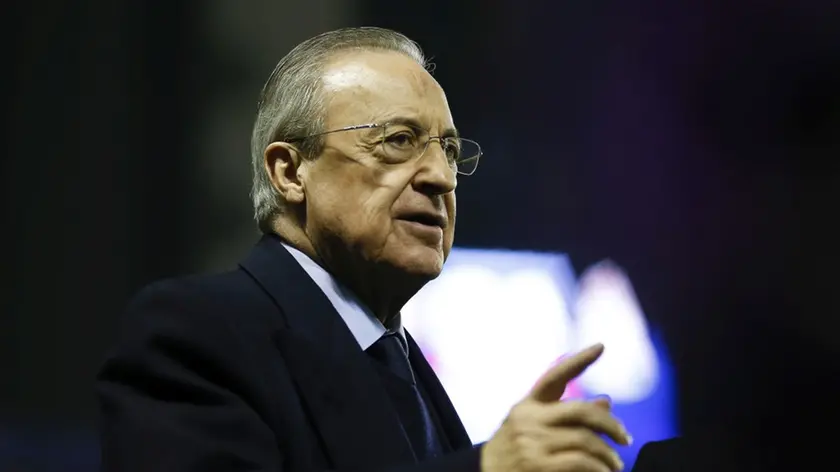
[{"xmin": 367, "ymin": 332, "xmax": 443, "ymax": 459}]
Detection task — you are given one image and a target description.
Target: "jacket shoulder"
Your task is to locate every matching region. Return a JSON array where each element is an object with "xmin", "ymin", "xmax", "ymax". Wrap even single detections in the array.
[{"xmin": 128, "ymin": 268, "xmax": 275, "ymax": 319}]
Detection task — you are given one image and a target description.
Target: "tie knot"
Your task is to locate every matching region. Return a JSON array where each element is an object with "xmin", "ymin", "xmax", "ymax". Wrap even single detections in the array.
[{"xmin": 367, "ymin": 332, "xmax": 414, "ymax": 384}]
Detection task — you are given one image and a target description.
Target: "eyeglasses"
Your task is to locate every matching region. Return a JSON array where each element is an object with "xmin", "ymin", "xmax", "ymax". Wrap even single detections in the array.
[{"xmin": 287, "ymin": 122, "xmax": 482, "ymax": 176}]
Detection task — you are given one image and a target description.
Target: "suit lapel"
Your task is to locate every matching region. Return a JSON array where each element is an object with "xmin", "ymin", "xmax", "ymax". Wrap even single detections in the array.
[
  {"xmin": 406, "ymin": 332, "xmax": 474, "ymax": 450},
  {"xmin": 240, "ymin": 235, "xmax": 416, "ymax": 469}
]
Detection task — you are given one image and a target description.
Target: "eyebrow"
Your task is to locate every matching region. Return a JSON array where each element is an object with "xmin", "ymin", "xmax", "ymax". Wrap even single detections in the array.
[{"xmin": 385, "ymin": 116, "xmax": 460, "ymax": 139}]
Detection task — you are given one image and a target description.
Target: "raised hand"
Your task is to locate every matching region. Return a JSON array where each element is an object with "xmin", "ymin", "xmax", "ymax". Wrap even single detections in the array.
[{"xmin": 481, "ymin": 344, "xmax": 632, "ymax": 472}]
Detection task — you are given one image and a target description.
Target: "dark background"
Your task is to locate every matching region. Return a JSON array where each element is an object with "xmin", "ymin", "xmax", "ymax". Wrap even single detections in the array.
[{"xmin": 5, "ymin": 1, "xmax": 840, "ymax": 469}]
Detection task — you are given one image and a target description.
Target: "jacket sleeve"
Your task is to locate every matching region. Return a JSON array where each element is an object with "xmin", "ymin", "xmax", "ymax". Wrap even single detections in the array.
[{"xmin": 631, "ymin": 440, "xmax": 672, "ymax": 472}]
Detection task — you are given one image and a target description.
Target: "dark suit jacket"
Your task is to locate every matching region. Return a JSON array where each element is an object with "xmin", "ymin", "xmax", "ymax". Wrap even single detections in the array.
[
  {"xmin": 97, "ymin": 234, "xmax": 480, "ymax": 472},
  {"xmin": 633, "ymin": 438, "xmax": 748, "ymax": 472},
  {"xmin": 632, "ymin": 435, "xmax": 797, "ymax": 472}
]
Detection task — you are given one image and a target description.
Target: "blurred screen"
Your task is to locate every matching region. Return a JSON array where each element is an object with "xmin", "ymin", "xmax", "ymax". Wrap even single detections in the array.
[{"xmin": 402, "ymin": 247, "xmax": 676, "ymax": 468}]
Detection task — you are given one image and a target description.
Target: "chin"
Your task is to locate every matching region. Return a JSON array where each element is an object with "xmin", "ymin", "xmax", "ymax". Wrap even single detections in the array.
[{"xmin": 385, "ymin": 244, "xmax": 446, "ymax": 280}]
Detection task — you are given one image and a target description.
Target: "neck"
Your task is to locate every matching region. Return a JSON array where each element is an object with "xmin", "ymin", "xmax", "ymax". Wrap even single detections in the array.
[{"xmin": 273, "ymin": 218, "xmax": 419, "ymax": 324}]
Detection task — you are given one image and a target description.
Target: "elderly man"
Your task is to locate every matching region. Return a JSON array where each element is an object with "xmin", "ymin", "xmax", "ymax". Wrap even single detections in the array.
[{"xmin": 97, "ymin": 27, "xmax": 632, "ymax": 472}]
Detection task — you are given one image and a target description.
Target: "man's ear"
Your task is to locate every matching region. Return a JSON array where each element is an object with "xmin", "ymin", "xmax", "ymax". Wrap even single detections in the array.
[{"xmin": 264, "ymin": 142, "xmax": 306, "ymax": 204}]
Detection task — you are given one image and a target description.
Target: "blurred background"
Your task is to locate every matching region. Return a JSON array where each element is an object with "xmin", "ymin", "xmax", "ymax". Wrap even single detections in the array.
[{"xmin": 5, "ymin": 0, "xmax": 840, "ymax": 470}]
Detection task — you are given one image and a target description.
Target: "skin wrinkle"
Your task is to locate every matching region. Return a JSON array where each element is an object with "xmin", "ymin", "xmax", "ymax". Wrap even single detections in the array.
[{"xmin": 265, "ymin": 50, "xmax": 458, "ymax": 322}]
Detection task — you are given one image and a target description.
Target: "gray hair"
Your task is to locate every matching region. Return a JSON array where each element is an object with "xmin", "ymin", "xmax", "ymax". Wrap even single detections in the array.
[{"xmin": 250, "ymin": 26, "xmax": 428, "ymax": 233}]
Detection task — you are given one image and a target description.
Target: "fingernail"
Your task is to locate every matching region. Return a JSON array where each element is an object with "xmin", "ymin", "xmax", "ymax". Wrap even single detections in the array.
[
  {"xmin": 625, "ymin": 434, "xmax": 634, "ymax": 446},
  {"xmin": 612, "ymin": 452, "xmax": 625, "ymax": 471}
]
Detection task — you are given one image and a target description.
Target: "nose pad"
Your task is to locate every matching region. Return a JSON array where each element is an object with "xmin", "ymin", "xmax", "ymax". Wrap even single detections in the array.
[{"xmin": 420, "ymin": 138, "xmax": 457, "ymax": 173}]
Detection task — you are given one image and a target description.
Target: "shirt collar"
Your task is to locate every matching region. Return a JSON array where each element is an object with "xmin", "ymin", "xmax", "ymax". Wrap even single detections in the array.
[{"xmin": 281, "ymin": 242, "xmax": 405, "ymax": 350}]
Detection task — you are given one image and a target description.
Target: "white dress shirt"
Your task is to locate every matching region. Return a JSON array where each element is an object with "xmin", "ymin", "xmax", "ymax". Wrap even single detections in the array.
[{"xmin": 282, "ymin": 243, "xmax": 406, "ymax": 351}]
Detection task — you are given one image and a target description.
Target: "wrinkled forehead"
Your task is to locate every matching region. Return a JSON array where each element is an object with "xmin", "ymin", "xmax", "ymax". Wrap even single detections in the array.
[{"xmin": 321, "ymin": 51, "xmax": 454, "ymax": 131}]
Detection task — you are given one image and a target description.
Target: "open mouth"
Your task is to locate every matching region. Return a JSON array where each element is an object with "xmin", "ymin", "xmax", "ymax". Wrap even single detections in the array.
[{"xmin": 399, "ymin": 213, "xmax": 445, "ymax": 228}]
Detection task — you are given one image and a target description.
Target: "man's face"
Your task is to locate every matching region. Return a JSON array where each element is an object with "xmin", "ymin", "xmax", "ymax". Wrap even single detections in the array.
[{"xmin": 300, "ymin": 51, "xmax": 458, "ymax": 280}]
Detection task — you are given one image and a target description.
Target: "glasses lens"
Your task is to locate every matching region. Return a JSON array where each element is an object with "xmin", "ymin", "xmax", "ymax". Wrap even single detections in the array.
[
  {"xmin": 381, "ymin": 124, "xmax": 481, "ymax": 175},
  {"xmin": 380, "ymin": 124, "xmax": 424, "ymax": 162},
  {"xmin": 455, "ymin": 139, "xmax": 481, "ymax": 176}
]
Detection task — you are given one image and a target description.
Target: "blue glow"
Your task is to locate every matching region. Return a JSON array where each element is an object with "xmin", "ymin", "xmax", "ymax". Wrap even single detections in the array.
[{"xmin": 404, "ymin": 247, "xmax": 677, "ymax": 470}]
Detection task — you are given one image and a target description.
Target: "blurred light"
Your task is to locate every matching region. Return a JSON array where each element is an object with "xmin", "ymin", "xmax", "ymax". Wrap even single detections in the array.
[
  {"xmin": 575, "ymin": 263, "xmax": 660, "ymax": 403},
  {"xmin": 404, "ymin": 250, "xmax": 578, "ymax": 442},
  {"xmin": 403, "ymin": 248, "xmax": 676, "ymax": 468}
]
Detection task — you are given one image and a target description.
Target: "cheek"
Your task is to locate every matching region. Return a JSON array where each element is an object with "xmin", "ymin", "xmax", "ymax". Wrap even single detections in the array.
[
  {"xmin": 446, "ymin": 193, "xmax": 456, "ymax": 224},
  {"xmin": 311, "ymin": 183, "xmax": 399, "ymax": 243},
  {"xmin": 444, "ymin": 194, "xmax": 457, "ymax": 250},
  {"xmin": 306, "ymin": 161, "xmax": 414, "ymax": 243},
  {"xmin": 306, "ymin": 180, "xmax": 344, "ymax": 219}
]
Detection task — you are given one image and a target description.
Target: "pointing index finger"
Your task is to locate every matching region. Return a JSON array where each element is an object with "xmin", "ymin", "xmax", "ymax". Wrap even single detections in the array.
[{"xmin": 529, "ymin": 343, "xmax": 604, "ymax": 403}]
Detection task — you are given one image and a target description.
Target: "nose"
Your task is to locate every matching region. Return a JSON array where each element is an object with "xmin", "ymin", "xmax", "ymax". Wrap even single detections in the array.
[{"xmin": 412, "ymin": 139, "xmax": 457, "ymax": 195}]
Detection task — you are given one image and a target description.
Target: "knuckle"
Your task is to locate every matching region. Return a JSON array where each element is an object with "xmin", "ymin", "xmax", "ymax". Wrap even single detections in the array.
[
  {"xmin": 563, "ymin": 429, "xmax": 590, "ymax": 450},
  {"xmin": 560, "ymin": 400, "xmax": 591, "ymax": 420},
  {"xmin": 509, "ymin": 402, "xmax": 533, "ymax": 421},
  {"xmin": 512, "ymin": 429, "xmax": 533, "ymax": 450},
  {"xmin": 507, "ymin": 403, "xmax": 537, "ymax": 433},
  {"xmin": 509, "ymin": 441, "xmax": 543, "ymax": 472},
  {"xmin": 562, "ymin": 450, "xmax": 592, "ymax": 469},
  {"xmin": 565, "ymin": 400, "xmax": 588, "ymax": 413},
  {"xmin": 503, "ymin": 406, "xmax": 550, "ymax": 472}
]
